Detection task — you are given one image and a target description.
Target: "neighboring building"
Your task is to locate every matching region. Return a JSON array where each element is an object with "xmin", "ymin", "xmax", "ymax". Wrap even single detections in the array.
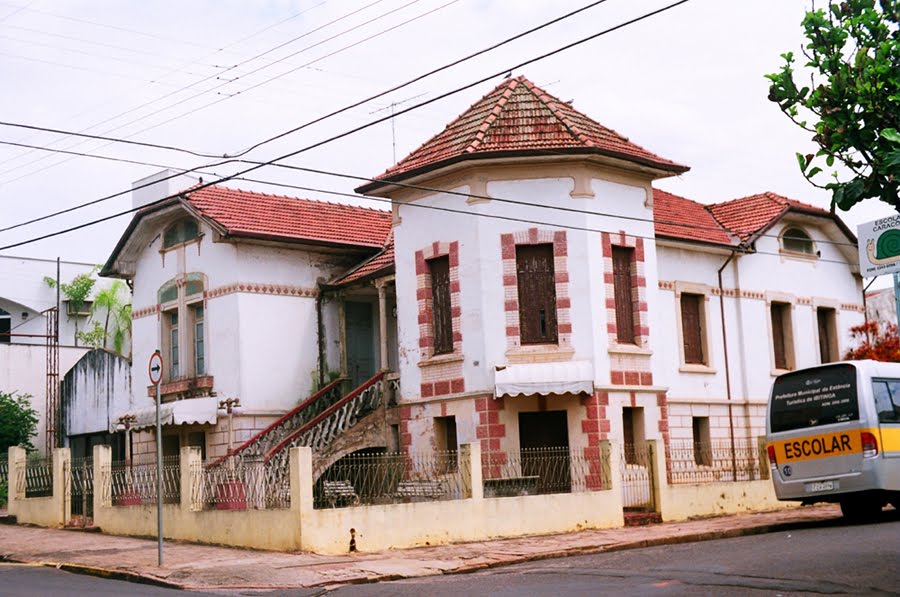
[
  {"xmin": 0, "ymin": 254, "xmax": 124, "ymax": 453},
  {"xmin": 865, "ymin": 287, "xmax": 895, "ymax": 330},
  {"xmin": 101, "ymin": 176, "xmax": 392, "ymax": 461}
]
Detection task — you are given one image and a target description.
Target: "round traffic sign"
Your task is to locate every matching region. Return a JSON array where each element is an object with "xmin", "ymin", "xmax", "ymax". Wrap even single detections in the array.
[{"xmin": 148, "ymin": 351, "xmax": 163, "ymax": 385}]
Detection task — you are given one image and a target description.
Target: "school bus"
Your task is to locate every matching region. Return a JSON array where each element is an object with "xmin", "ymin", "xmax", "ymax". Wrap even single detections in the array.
[{"xmin": 766, "ymin": 360, "xmax": 900, "ymax": 520}]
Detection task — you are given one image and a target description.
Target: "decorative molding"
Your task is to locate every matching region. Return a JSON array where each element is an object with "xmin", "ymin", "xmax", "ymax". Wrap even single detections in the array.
[
  {"xmin": 132, "ymin": 282, "xmax": 318, "ymax": 320},
  {"xmin": 206, "ymin": 282, "xmax": 318, "ymax": 300},
  {"xmin": 659, "ymin": 280, "xmax": 863, "ymax": 311}
]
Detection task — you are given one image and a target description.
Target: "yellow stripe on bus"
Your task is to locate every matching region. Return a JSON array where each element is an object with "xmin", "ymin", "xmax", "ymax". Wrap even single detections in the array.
[
  {"xmin": 769, "ymin": 430, "xmax": 864, "ymax": 463},
  {"xmin": 880, "ymin": 426, "xmax": 900, "ymax": 453}
]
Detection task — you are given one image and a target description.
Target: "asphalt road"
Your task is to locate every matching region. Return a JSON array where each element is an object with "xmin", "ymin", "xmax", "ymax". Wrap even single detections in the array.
[
  {"xmin": 0, "ymin": 563, "xmax": 205, "ymax": 597},
  {"xmin": 329, "ymin": 516, "xmax": 900, "ymax": 597}
]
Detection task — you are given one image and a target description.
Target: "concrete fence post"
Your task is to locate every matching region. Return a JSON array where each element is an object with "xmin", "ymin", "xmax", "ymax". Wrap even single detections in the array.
[
  {"xmin": 181, "ymin": 446, "xmax": 202, "ymax": 511},
  {"xmin": 291, "ymin": 447, "xmax": 313, "ymax": 515},
  {"xmin": 461, "ymin": 443, "xmax": 482, "ymax": 500},
  {"xmin": 92, "ymin": 444, "xmax": 111, "ymax": 520},
  {"xmin": 53, "ymin": 447, "xmax": 71, "ymax": 527},
  {"xmin": 757, "ymin": 436, "xmax": 770, "ymax": 481},
  {"xmin": 648, "ymin": 439, "xmax": 669, "ymax": 520},
  {"xmin": 7, "ymin": 446, "xmax": 26, "ymax": 517}
]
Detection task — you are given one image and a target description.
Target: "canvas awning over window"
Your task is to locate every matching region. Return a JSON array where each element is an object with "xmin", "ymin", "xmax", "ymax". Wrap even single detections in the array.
[
  {"xmin": 111, "ymin": 397, "xmax": 219, "ymax": 432},
  {"xmin": 494, "ymin": 360, "xmax": 594, "ymax": 398}
]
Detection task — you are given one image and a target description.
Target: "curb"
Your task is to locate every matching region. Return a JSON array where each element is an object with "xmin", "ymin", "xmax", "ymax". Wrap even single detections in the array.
[{"xmin": 0, "ymin": 557, "xmax": 184, "ymax": 591}]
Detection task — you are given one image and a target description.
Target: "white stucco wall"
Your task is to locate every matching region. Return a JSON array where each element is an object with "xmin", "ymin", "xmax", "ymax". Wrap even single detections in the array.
[
  {"xmin": 60, "ymin": 349, "xmax": 133, "ymax": 437},
  {"xmin": 128, "ymin": 212, "xmax": 363, "ymax": 418},
  {"xmin": 656, "ymin": 216, "xmax": 864, "ymax": 439},
  {"xmin": 0, "ymin": 344, "xmax": 89, "ymax": 453},
  {"xmin": 393, "ymin": 167, "xmax": 657, "ymax": 401}
]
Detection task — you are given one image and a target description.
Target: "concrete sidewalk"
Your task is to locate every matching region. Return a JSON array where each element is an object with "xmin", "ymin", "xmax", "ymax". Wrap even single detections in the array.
[{"xmin": 0, "ymin": 505, "xmax": 843, "ymax": 591}]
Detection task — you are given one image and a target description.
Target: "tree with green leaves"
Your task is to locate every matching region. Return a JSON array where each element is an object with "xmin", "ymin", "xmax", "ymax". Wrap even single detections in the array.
[
  {"xmin": 0, "ymin": 391, "xmax": 38, "ymax": 453},
  {"xmin": 766, "ymin": 0, "xmax": 900, "ymax": 211},
  {"xmin": 87, "ymin": 280, "xmax": 132, "ymax": 356}
]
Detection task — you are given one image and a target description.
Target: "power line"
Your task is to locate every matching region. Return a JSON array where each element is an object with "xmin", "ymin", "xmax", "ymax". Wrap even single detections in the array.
[
  {"xmin": 0, "ymin": 137, "xmax": 860, "ymax": 250},
  {"xmin": 0, "ymin": 2, "xmax": 332, "ymax": 170},
  {"xmin": 0, "ymin": 0, "xmax": 615, "ymax": 167},
  {"xmin": 0, "ymin": 0, "xmax": 694, "ymax": 250},
  {"xmin": 0, "ymin": 0, "xmax": 436, "ymax": 183}
]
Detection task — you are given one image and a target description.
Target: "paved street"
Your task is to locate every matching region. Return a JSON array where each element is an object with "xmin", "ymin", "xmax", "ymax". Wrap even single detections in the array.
[
  {"xmin": 331, "ymin": 516, "xmax": 900, "ymax": 597},
  {"xmin": 0, "ymin": 563, "xmax": 206, "ymax": 597}
]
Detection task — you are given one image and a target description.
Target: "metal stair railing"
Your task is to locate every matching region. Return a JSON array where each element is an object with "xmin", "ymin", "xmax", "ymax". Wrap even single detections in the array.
[
  {"xmin": 263, "ymin": 372, "xmax": 387, "ymax": 493},
  {"xmin": 210, "ymin": 378, "xmax": 344, "ymax": 468}
]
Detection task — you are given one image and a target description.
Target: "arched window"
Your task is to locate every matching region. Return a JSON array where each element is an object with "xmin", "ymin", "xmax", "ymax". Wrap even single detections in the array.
[
  {"xmin": 163, "ymin": 218, "xmax": 200, "ymax": 249},
  {"xmin": 781, "ymin": 227, "xmax": 815, "ymax": 255}
]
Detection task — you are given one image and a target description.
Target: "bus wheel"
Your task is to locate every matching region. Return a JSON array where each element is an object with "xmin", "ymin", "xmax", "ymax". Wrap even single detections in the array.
[{"xmin": 840, "ymin": 495, "xmax": 883, "ymax": 522}]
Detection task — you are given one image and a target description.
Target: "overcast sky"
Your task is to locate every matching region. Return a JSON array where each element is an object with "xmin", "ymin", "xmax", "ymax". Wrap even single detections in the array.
[{"xmin": 0, "ymin": 0, "xmax": 895, "ymax": 277}]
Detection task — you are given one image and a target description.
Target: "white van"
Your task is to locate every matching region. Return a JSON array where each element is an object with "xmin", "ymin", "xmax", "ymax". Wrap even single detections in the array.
[{"xmin": 766, "ymin": 360, "xmax": 900, "ymax": 519}]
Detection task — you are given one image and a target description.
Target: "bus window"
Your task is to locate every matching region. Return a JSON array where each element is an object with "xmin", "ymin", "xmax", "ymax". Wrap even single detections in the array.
[
  {"xmin": 770, "ymin": 364, "xmax": 859, "ymax": 433},
  {"xmin": 872, "ymin": 380, "xmax": 900, "ymax": 423}
]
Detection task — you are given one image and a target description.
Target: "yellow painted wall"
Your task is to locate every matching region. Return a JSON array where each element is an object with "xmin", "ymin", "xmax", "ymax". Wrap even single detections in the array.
[
  {"xmin": 302, "ymin": 491, "xmax": 623, "ymax": 554},
  {"xmin": 94, "ymin": 505, "xmax": 302, "ymax": 552},
  {"xmin": 9, "ymin": 496, "xmax": 64, "ymax": 528},
  {"xmin": 659, "ymin": 480, "xmax": 793, "ymax": 521}
]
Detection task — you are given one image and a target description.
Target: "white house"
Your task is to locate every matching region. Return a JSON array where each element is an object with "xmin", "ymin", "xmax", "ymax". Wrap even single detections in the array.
[
  {"xmin": 352, "ymin": 76, "xmax": 864, "ymax": 472},
  {"xmin": 101, "ymin": 176, "xmax": 392, "ymax": 461},
  {"xmin": 94, "ymin": 76, "xmax": 864, "ymax": 495}
]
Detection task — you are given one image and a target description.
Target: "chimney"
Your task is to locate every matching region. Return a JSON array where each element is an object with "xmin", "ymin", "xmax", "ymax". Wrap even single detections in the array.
[{"xmin": 132, "ymin": 169, "xmax": 200, "ymax": 210}]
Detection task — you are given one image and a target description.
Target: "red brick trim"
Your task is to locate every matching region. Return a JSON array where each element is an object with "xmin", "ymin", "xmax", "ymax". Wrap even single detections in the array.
[
  {"xmin": 602, "ymin": 231, "xmax": 650, "ymax": 348},
  {"xmin": 476, "ymin": 396, "xmax": 507, "ymax": 476},
  {"xmin": 501, "ymin": 228, "xmax": 572, "ymax": 350},
  {"xmin": 581, "ymin": 390, "xmax": 611, "ymax": 490},
  {"xmin": 416, "ymin": 241, "xmax": 464, "ymax": 397}
]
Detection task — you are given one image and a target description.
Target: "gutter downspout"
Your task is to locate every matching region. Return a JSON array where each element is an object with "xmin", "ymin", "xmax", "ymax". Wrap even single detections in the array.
[
  {"xmin": 316, "ymin": 287, "xmax": 326, "ymax": 389},
  {"xmin": 717, "ymin": 250, "xmax": 739, "ymax": 481}
]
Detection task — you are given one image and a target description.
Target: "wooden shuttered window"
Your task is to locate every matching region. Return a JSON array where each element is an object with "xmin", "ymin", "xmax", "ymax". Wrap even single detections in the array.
[
  {"xmin": 429, "ymin": 256, "xmax": 453, "ymax": 355},
  {"xmin": 612, "ymin": 246, "xmax": 636, "ymax": 344},
  {"xmin": 516, "ymin": 244, "xmax": 558, "ymax": 344},
  {"xmin": 680, "ymin": 293, "xmax": 705, "ymax": 365},
  {"xmin": 771, "ymin": 302, "xmax": 790, "ymax": 370},
  {"xmin": 817, "ymin": 307, "xmax": 836, "ymax": 363}
]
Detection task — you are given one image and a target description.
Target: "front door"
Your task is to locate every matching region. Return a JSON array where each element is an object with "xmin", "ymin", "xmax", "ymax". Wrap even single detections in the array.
[
  {"xmin": 518, "ymin": 411, "xmax": 570, "ymax": 493},
  {"xmin": 346, "ymin": 301, "xmax": 376, "ymax": 388}
]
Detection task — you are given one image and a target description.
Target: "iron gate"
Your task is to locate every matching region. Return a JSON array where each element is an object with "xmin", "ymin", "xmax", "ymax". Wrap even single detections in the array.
[
  {"xmin": 620, "ymin": 442, "xmax": 656, "ymax": 511},
  {"xmin": 69, "ymin": 457, "xmax": 93, "ymax": 525}
]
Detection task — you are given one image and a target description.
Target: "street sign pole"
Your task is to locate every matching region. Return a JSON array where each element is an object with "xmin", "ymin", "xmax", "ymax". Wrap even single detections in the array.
[
  {"xmin": 148, "ymin": 350, "xmax": 164, "ymax": 567},
  {"xmin": 893, "ymin": 273, "xmax": 900, "ymax": 332}
]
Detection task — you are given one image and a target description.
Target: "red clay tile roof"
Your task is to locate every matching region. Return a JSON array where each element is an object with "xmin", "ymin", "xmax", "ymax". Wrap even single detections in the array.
[
  {"xmin": 358, "ymin": 76, "xmax": 687, "ymax": 192},
  {"xmin": 707, "ymin": 192, "xmax": 829, "ymax": 241},
  {"xmin": 653, "ymin": 189, "xmax": 733, "ymax": 246},
  {"xmin": 331, "ymin": 231, "xmax": 395, "ymax": 286},
  {"xmin": 184, "ymin": 185, "xmax": 391, "ymax": 249}
]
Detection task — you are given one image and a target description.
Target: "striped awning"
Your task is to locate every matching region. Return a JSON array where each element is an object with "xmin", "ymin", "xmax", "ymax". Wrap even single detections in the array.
[
  {"xmin": 494, "ymin": 360, "xmax": 594, "ymax": 398},
  {"xmin": 112, "ymin": 397, "xmax": 219, "ymax": 432}
]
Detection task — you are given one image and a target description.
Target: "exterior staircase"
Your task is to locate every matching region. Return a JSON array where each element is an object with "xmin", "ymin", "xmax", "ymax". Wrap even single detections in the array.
[{"xmin": 211, "ymin": 372, "xmax": 398, "ymax": 502}]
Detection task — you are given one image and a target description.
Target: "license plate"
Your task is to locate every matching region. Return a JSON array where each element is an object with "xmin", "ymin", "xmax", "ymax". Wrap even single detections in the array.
[{"xmin": 804, "ymin": 480, "xmax": 837, "ymax": 493}]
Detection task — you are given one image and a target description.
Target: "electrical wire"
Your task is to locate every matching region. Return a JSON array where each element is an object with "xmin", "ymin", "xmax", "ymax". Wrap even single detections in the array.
[
  {"xmin": 0, "ymin": 0, "xmax": 695, "ymax": 251},
  {"xmin": 0, "ymin": 2, "xmax": 333, "ymax": 170},
  {"xmin": 0, "ymin": 137, "xmax": 860, "ymax": 251},
  {"xmin": 0, "ymin": 0, "xmax": 439, "ymax": 183},
  {"xmin": 0, "ymin": 0, "xmax": 614, "ymax": 164}
]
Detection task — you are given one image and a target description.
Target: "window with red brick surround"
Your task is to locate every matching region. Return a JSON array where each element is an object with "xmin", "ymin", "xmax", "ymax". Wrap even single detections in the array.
[
  {"xmin": 501, "ymin": 228, "xmax": 572, "ymax": 350},
  {"xmin": 602, "ymin": 232, "xmax": 650, "ymax": 348},
  {"xmin": 416, "ymin": 241, "xmax": 465, "ymax": 398}
]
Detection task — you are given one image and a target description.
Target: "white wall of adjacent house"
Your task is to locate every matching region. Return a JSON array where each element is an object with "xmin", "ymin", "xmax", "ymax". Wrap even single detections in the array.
[
  {"xmin": 0, "ymin": 344, "xmax": 89, "ymax": 453},
  {"xmin": 130, "ymin": 212, "xmax": 356, "ymax": 420},
  {"xmin": 655, "ymin": 216, "xmax": 864, "ymax": 442}
]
